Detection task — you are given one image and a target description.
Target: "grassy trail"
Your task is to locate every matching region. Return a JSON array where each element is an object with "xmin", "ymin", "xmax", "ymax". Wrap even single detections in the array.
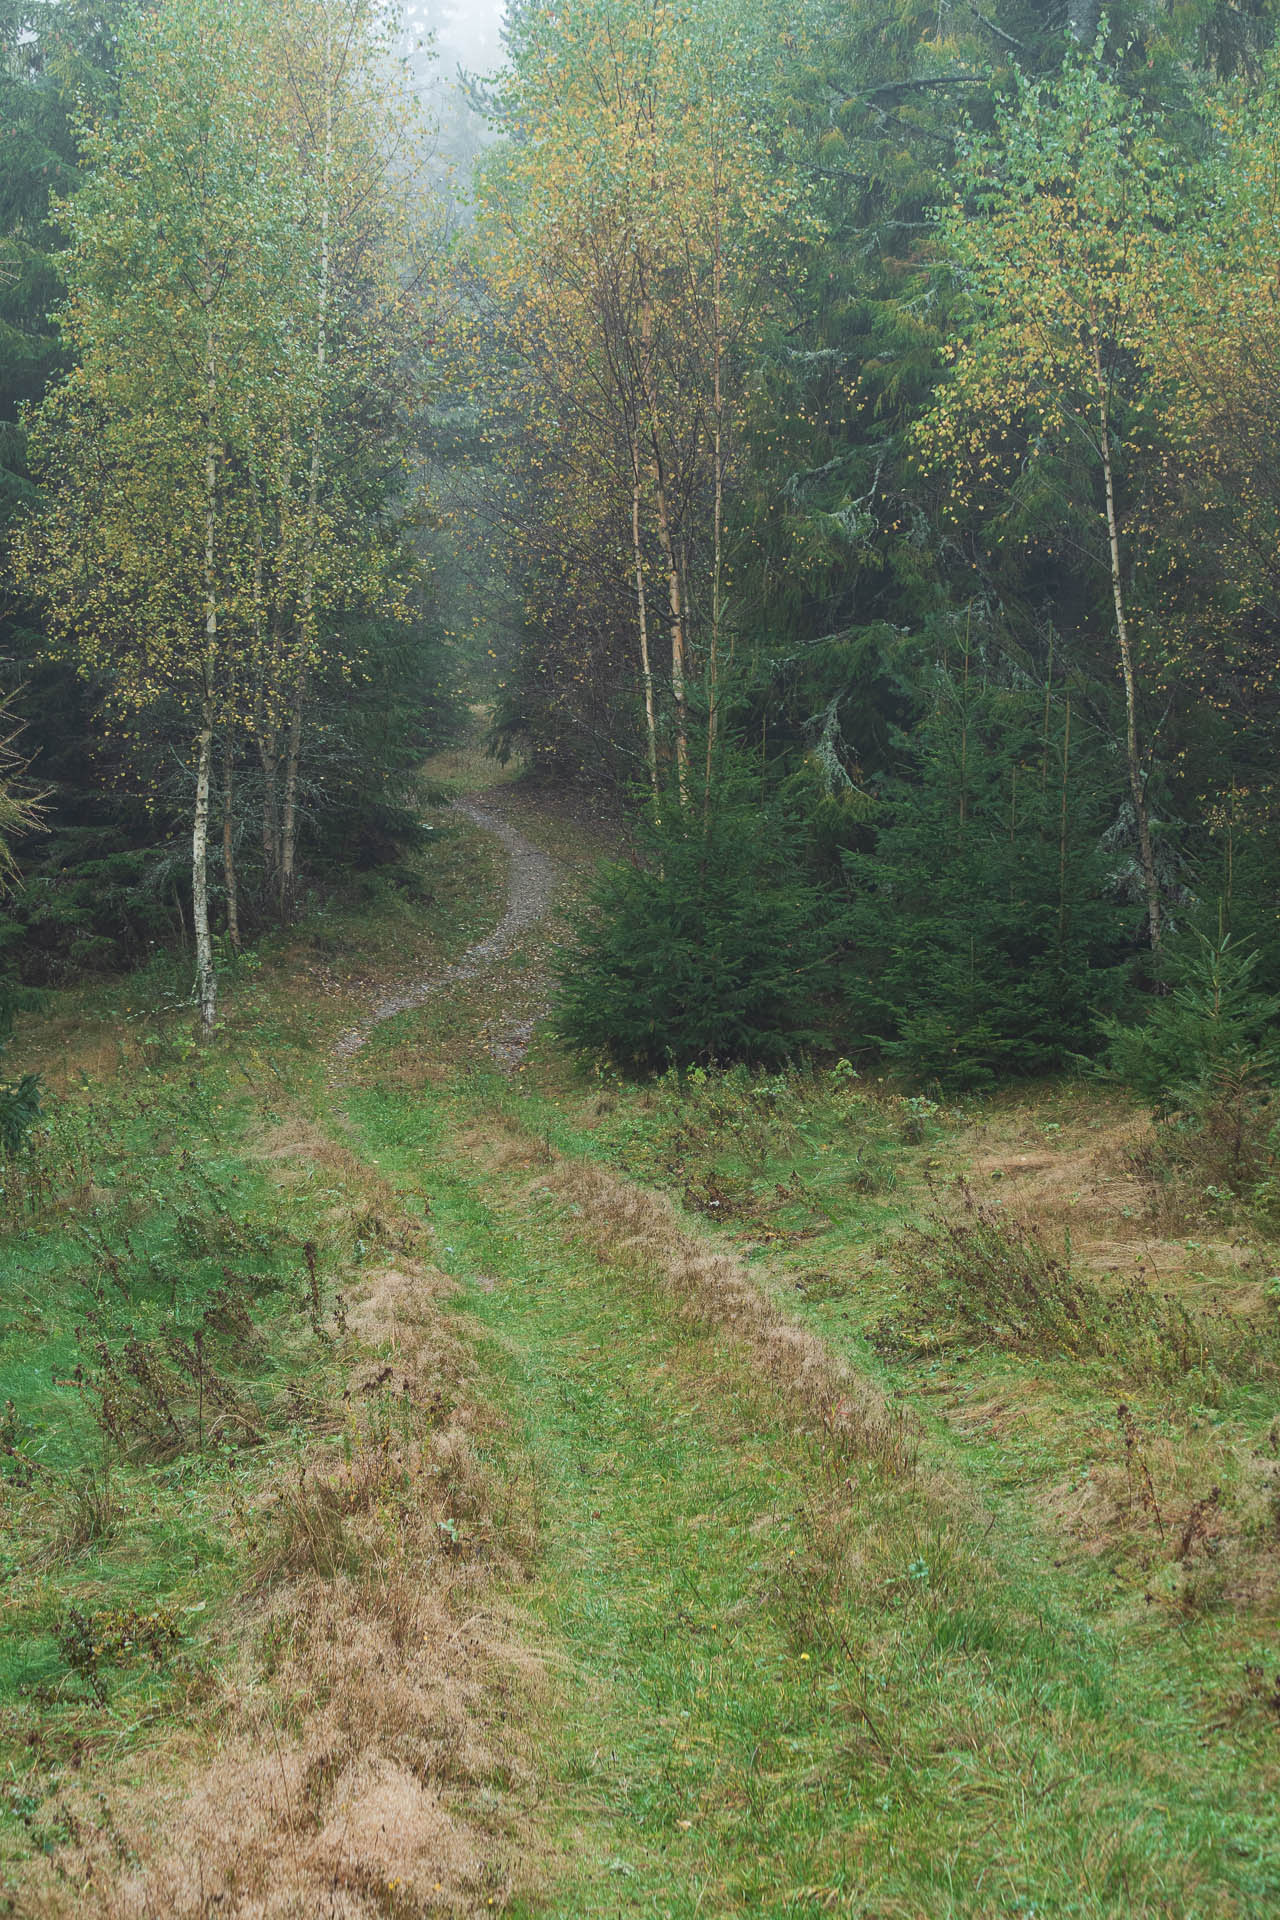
[
  {"xmin": 3, "ymin": 761, "xmax": 1277, "ymax": 1917},
  {"xmin": 344, "ymin": 1077, "xmax": 1280, "ymax": 1919}
]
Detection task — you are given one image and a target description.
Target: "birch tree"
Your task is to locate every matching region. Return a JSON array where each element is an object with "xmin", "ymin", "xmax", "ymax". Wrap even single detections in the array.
[
  {"xmin": 258, "ymin": 0, "xmax": 429, "ymax": 910},
  {"xmin": 917, "ymin": 59, "xmax": 1172, "ymax": 948},
  {"xmin": 17, "ymin": 0, "xmax": 307, "ymax": 1025},
  {"xmin": 1139, "ymin": 54, "xmax": 1280, "ymax": 714},
  {"xmin": 479, "ymin": 0, "xmax": 805, "ymax": 807}
]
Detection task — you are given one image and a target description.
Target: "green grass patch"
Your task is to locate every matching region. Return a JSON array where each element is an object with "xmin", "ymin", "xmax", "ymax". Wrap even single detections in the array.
[
  {"xmin": 3, "ymin": 774, "xmax": 1278, "ymax": 1916},
  {"xmin": 341, "ymin": 1076, "xmax": 1280, "ymax": 1918},
  {"xmin": 0, "ymin": 1069, "xmax": 391, "ymax": 1861}
]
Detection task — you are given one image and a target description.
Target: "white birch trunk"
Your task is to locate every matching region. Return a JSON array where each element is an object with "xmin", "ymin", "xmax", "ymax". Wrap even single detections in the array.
[
  {"xmin": 193, "ymin": 706, "xmax": 216, "ymax": 1028},
  {"xmin": 1092, "ymin": 337, "xmax": 1161, "ymax": 949},
  {"xmin": 640, "ymin": 296, "xmax": 688, "ymax": 805},
  {"xmin": 628, "ymin": 427, "xmax": 660, "ymax": 811},
  {"xmin": 196, "ymin": 318, "xmax": 220, "ymax": 1029}
]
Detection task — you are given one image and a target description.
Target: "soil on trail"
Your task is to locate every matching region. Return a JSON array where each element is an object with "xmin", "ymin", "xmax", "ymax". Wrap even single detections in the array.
[{"xmin": 334, "ymin": 795, "xmax": 559, "ymax": 1059}]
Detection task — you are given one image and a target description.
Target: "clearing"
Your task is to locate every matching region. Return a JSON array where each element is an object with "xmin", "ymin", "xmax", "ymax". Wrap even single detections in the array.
[{"xmin": 1, "ymin": 756, "xmax": 1277, "ymax": 1919}]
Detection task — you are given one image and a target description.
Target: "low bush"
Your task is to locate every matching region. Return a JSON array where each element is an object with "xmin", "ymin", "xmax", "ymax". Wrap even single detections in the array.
[
  {"xmin": 554, "ymin": 778, "xmax": 835, "ymax": 1072},
  {"xmin": 840, "ymin": 677, "xmax": 1128, "ymax": 1091},
  {"xmin": 54, "ymin": 1602, "xmax": 184, "ymax": 1705},
  {"xmin": 600, "ymin": 1062, "xmax": 898, "ymax": 1231},
  {"xmin": 0, "ymin": 978, "xmax": 41, "ymax": 1157},
  {"xmin": 1098, "ymin": 929, "xmax": 1280, "ymax": 1110},
  {"xmin": 1101, "ymin": 931, "xmax": 1280, "ymax": 1221}
]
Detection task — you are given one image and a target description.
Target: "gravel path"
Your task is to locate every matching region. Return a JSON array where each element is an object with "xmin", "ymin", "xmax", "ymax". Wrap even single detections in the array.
[{"xmin": 333, "ymin": 795, "xmax": 559, "ymax": 1059}]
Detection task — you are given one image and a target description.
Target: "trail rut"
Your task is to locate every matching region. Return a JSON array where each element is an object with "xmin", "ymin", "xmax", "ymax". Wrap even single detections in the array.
[{"xmin": 334, "ymin": 796, "xmax": 559, "ymax": 1059}]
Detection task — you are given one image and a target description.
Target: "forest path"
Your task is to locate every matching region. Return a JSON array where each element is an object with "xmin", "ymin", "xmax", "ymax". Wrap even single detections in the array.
[
  {"xmin": 333, "ymin": 793, "xmax": 560, "ymax": 1059},
  {"xmin": 321, "ymin": 772, "xmax": 1275, "ymax": 1917},
  {"xmin": 341, "ymin": 1085, "xmax": 1280, "ymax": 1920},
  {"xmin": 18, "ymin": 768, "xmax": 1273, "ymax": 1919}
]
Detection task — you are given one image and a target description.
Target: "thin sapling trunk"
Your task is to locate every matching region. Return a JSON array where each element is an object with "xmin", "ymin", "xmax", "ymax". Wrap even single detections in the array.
[
  {"xmin": 196, "ymin": 317, "xmax": 220, "ymax": 1029},
  {"xmin": 640, "ymin": 293, "xmax": 688, "ymax": 804},
  {"xmin": 222, "ymin": 739, "xmax": 240, "ymax": 952},
  {"xmin": 283, "ymin": 12, "xmax": 334, "ymax": 912},
  {"xmin": 629, "ymin": 427, "xmax": 660, "ymax": 812},
  {"xmin": 193, "ymin": 700, "xmax": 216, "ymax": 1030},
  {"xmin": 1093, "ymin": 336, "xmax": 1161, "ymax": 949}
]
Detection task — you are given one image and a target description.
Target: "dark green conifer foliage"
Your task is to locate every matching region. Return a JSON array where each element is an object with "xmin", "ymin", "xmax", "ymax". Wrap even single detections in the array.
[
  {"xmin": 0, "ymin": 4, "xmax": 165, "ymax": 984},
  {"xmin": 0, "ymin": 983, "xmax": 39, "ymax": 1153},
  {"xmin": 0, "ymin": 4, "xmax": 71, "ymax": 523},
  {"xmin": 554, "ymin": 765, "xmax": 833, "ymax": 1073},
  {"xmin": 1099, "ymin": 928, "xmax": 1280, "ymax": 1107},
  {"xmin": 841, "ymin": 661, "xmax": 1127, "ymax": 1089}
]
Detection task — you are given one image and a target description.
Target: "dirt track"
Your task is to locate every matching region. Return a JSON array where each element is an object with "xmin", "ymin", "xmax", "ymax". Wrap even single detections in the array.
[{"xmin": 333, "ymin": 796, "xmax": 559, "ymax": 1059}]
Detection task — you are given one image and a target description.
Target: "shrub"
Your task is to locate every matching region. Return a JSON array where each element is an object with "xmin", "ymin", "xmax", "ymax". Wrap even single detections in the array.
[
  {"xmin": 553, "ymin": 779, "xmax": 835, "ymax": 1072},
  {"xmin": 841, "ymin": 675, "xmax": 1128, "ymax": 1090},
  {"xmin": 1100, "ymin": 930, "xmax": 1280, "ymax": 1218},
  {"xmin": 55, "ymin": 1602, "xmax": 183, "ymax": 1704},
  {"xmin": 1098, "ymin": 929, "xmax": 1279, "ymax": 1109},
  {"xmin": 0, "ymin": 978, "xmax": 40, "ymax": 1155},
  {"xmin": 0, "ymin": 1070, "xmax": 40, "ymax": 1155}
]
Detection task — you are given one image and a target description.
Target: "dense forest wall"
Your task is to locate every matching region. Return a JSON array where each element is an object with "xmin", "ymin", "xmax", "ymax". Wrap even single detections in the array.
[
  {"xmin": 6, "ymin": 0, "xmax": 1280, "ymax": 1093},
  {"xmin": 467, "ymin": 0, "xmax": 1280, "ymax": 1084}
]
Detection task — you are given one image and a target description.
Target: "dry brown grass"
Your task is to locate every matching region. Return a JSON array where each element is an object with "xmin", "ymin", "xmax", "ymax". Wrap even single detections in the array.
[
  {"xmin": 0, "ymin": 771, "xmax": 590, "ymax": 1918},
  {"xmin": 15, "ymin": 1241, "xmax": 543, "ymax": 1919},
  {"xmin": 903, "ymin": 1103, "xmax": 1280, "ymax": 1596},
  {"xmin": 254, "ymin": 1118, "xmax": 433, "ymax": 1274},
  {"xmin": 952, "ymin": 1095, "xmax": 1268, "ymax": 1319},
  {"xmin": 961, "ymin": 1103, "xmax": 1169, "ymax": 1259},
  {"xmin": 477, "ymin": 1124, "xmax": 920, "ymax": 1482},
  {"xmin": 1041, "ymin": 1399, "xmax": 1280, "ymax": 1613}
]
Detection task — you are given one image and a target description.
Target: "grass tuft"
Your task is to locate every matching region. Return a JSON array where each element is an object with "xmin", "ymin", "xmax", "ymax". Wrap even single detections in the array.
[{"xmin": 872, "ymin": 1180, "xmax": 1270, "ymax": 1385}]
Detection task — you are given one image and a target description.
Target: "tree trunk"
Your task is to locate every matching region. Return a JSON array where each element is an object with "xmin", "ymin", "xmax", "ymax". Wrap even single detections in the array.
[
  {"xmin": 1067, "ymin": 0, "xmax": 1101, "ymax": 45},
  {"xmin": 656, "ymin": 486, "xmax": 689, "ymax": 806},
  {"xmin": 280, "ymin": 669, "xmax": 306, "ymax": 914},
  {"xmin": 250, "ymin": 524, "xmax": 280, "ymax": 891},
  {"xmin": 628, "ymin": 428, "xmax": 660, "ymax": 812},
  {"xmin": 640, "ymin": 295, "xmax": 688, "ymax": 804},
  {"xmin": 1059, "ymin": 695, "xmax": 1072, "ymax": 944},
  {"xmin": 704, "ymin": 181, "xmax": 725, "ymax": 821},
  {"xmin": 958, "ymin": 613, "xmax": 970, "ymax": 834},
  {"xmin": 222, "ymin": 740, "xmax": 240, "ymax": 953},
  {"xmin": 1041, "ymin": 628, "xmax": 1054, "ymax": 792},
  {"xmin": 283, "ymin": 14, "xmax": 335, "ymax": 913},
  {"xmin": 193, "ymin": 705, "xmax": 216, "ymax": 1030},
  {"xmin": 196, "ymin": 318, "xmax": 220, "ymax": 1030},
  {"xmin": 259, "ymin": 721, "xmax": 280, "ymax": 883},
  {"xmin": 1092, "ymin": 337, "xmax": 1161, "ymax": 949}
]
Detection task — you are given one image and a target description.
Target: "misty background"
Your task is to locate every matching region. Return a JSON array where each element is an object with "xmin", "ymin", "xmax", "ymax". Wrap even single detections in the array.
[{"xmin": 405, "ymin": 1, "xmax": 508, "ymax": 76}]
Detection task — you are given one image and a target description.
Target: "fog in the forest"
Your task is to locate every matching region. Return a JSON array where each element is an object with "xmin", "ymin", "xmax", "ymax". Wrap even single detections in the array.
[{"xmin": 406, "ymin": 1, "xmax": 507, "ymax": 75}]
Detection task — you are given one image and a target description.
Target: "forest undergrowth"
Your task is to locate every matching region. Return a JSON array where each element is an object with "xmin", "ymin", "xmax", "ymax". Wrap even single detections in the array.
[{"xmin": 0, "ymin": 765, "xmax": 1277, "ymax": 1917}]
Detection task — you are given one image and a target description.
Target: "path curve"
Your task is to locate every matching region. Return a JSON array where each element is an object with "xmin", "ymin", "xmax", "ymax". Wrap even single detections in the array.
[{"xmin": 333, "ymin": 794, "xmax": 559, "ymax": 1058}]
